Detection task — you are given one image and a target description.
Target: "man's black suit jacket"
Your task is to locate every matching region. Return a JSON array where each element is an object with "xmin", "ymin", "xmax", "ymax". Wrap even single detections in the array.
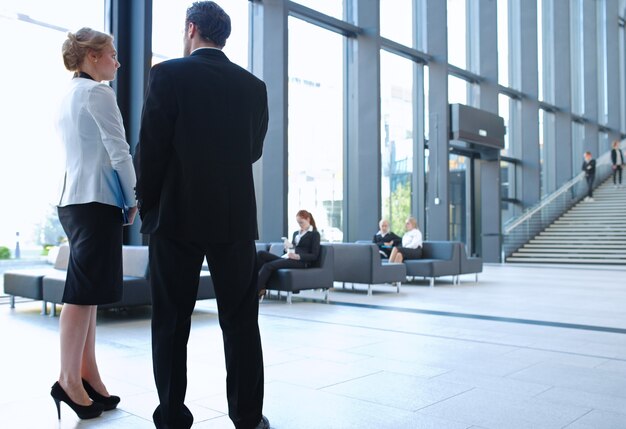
[{"xmin": 135, "ymin": 48, "xmax": 268, "ymax": 242}]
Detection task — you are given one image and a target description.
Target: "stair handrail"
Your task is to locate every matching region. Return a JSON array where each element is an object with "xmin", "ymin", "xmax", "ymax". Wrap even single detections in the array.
[
  {"xmin": 502, "ymin": 141, "xmax": 625, "ymax": 259},
  {"xmin": 503, "ymin": 171, "xmax": 584, "ymax": 235}
]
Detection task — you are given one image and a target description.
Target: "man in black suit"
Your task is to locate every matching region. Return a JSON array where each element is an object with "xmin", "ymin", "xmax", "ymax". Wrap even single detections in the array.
[{"xmin": 134, "ymin": 2, "xmax": 269, "ymax": 428}]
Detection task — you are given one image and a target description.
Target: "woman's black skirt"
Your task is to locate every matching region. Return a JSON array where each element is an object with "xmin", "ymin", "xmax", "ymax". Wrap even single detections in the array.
[
  {"xmin": 57, "ymin": 202, "xmax": 123, "ymax": 305},
  {"xmin": 398, "ymin": 246, "xmax": 423, "ymax": 260}
]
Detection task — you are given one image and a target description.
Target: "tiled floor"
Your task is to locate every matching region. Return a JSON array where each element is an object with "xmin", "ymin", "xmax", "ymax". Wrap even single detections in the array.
[{"xmin": 1, "ymin": 263, "xmax": 626, "ymax": 428}]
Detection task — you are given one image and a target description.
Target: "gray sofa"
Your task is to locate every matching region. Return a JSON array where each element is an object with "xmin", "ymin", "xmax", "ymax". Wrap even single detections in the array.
[
  {"xmin": 458, "ymin": 245, "xmax": 483, "ymax": 283},
  {"xmin": 3, "ymin": 245, "xmax": 70, "ymax": 315},
  {"xmin": 265, "ymin": 245, "xmax": 334, "ymax": 304},
  {"xmin": 330, "ymin": 243, "xmax": 406, "ymax": 295},
  {"xmin": 404, "ymin": 241, "xmax": 461, "ymax": 287},
  {"xmin": 24, "ymin": 246, "xmax": 214, "ymax": 316}
]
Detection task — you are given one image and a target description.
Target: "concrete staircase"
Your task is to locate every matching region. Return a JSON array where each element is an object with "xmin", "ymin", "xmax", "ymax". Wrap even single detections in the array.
[{"xmin": 507, "ymin": 179, "xmax": 626, "ymax": 264}]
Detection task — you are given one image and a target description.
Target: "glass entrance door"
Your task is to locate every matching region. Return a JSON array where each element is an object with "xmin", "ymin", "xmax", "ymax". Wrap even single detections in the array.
[{"xmin": 448, "ymin": 152, "xmax": 474, "ymax": 251}]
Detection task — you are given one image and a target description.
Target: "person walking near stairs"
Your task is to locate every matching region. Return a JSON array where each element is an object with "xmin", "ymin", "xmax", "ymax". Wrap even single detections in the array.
[
  {"xmin": 611, "ymin": 140, "xmax": 624, "ymax": 187},
  {"xmin": 582, "ymin": 151, "xmax": 596, "ymax": 202}
]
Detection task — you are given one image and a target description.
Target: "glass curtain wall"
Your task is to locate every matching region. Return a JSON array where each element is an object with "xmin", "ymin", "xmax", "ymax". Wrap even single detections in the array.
[
  {"xmin": 596, "ymin": 0, "xmax": 609, "ymax": 125},
  {"xmin": 380, "ymin": 51, "xmax": 414, "ymax": 236},
  {"xmin": 499, "ymin": 94, "xmax": 512, "ymax": 156},
  {"xmin": 537, "ymin": 0, "xmax": 545, "ymax": 101},
  {"xmin": 539, "ymin": 110, "xmax": 545, "ymax": 196},
  {"xmin": 619, "ymin": 24, "xmax": 626, "ymax": 134},
  {"xmin": 539, "ymin": 109, "xmax": 555, "ymax": 197},
  {"xmin": 570, "ymin": 0, "xmax": 584, "ymax": 116},
  {"xmin": 0, "ymin": 0, "xmax": 105, "ymax": 257},
  {"xmin": 572, "ymin": 122, "xmax": 585, "ymax": 175},
  {"xmin": 497, "ymin": 0, "xmax": 509, "ymax": 87},
  {"xmin": 599, "ymin": 131, "xmax": 611, "ymax": 155},
  {"xmin": 499, "ymin": 93, "xmax": 521, "ymax": 223},
  {"xmin": 448, "ymin": 154, "xmax": 468, "ymax": 243},
  {"xmin": 448, "ymin": 75, "xmax": 468, "ymax": 106},
  {"xmin": 447, "ymin": 0, "xmax": 467, "ymax": 69},
  {"xmin": 380, "ymin": 0, "xmax": 414, "ymax": 47},
  {"xmin": 539, "ymin": 0, "xmax": 555, "ymax": 104},
  {"xmin": 287, "ymin": 17, "xmax": 344, "ymax": 241},
  {"xmin": 292, "ymin": 0, "xmax": 344, "ymax": 20},
  {"xmin": 500, "ymin": 160, "xmax": 517, "ymax": 224},
  {"xmin": 152, "ymin": 0, "xmax": 249, "ymax": 68}
]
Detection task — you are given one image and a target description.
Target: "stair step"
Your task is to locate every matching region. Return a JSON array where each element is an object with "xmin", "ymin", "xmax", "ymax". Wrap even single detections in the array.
[
  {"xmin": 506, "ymin": 179, "xmax": 626, "ymax": 264},
  {"xmin": 524, "ymin": 244, "xmax": 626, "ymax": 249},
  {"xmin": 553, "ymin": 220, "xmax": 625, "ymax": 224},
  {"xmin": 538, "ymin": 233, "xmax": 626, "ymax": 237},
  {"xmin": 513, "ymin": 250, "xmax": 626, "ymax": 256},
  {"xmin": 547, "ymin": 225, "xmax": 626, "ymax": 229},
  {"xmin": 507, "ymin": 257, "xmax": 626, "ymax": 264},
  {"xmin": 543, "ymin": 231, "xmax": 626, "ymax": 234},
  {"xmin": 530, "ymin": 235, "xmax": 624, "ymax": 238},
  {"xmin": 562, "ymin": 212, "xmax": 626, "ymax": 216},
  {"xmin": 532, "ymin": 235, "xmax": 624, "ymax": 239},
  {"xmin": 550, "ymin": 227, "xmax": 626, "ymax": 230},
  {"xmin": 518, "ymin": 249, "xmax": 626, "ymax": 255},
  {"xmin": 529, "ymin": 240, "xmax": 626, "ymax": 244},
  {"xmin": 561, "ymin": 214, "xmax": 626, "ymax": 218},
  {"xmin": 562, "ymin": 208, "xmax": 626, "ymax": 212}
]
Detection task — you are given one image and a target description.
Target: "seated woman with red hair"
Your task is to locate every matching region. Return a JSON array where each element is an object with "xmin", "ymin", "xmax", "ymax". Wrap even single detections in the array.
[{"xmin": 256, "ymin": 210, "xmax": 321, "ymax": 300}]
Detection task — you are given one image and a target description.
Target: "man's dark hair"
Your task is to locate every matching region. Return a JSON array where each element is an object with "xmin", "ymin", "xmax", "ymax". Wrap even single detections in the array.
[{"xmin": 186, "ymin": 1, "xmax": 231, "ymax": 47}]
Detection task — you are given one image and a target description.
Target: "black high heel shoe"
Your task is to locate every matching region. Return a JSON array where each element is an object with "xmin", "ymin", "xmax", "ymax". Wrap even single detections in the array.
[
  {"xmin": 82, "ymin": 379, "xmax": 121, "ymax": 411},
  {"xmin": 50, "ymin": 381, "xmax": 104, "ymax": 420}
]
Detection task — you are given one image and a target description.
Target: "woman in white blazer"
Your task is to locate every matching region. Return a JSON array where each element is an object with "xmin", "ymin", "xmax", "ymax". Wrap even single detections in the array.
[
  {"xmin": 389, "ymin": 217, "xmax": 423, "ymax": 262},
  {"xmin": 51, "ymin": 28, "xmax": 137, "ymax": 420}
]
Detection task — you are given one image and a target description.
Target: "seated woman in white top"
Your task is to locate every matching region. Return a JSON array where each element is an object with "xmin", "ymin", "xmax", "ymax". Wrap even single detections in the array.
[{"xmin": 388, "ymin": 217, "xmax": 423, "ymax": 263}]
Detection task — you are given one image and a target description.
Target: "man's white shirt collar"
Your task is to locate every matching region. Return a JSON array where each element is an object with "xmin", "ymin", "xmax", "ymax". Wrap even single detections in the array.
[{"xmin": 191, "ymin": 47, "xmax": 222, "ymax": 54}]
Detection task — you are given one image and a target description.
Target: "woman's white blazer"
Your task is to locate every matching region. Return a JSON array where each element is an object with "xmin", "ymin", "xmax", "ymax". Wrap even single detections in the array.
[{"xmin": 57, "ymin": 77, "xmax": 136, "ymax": 209}]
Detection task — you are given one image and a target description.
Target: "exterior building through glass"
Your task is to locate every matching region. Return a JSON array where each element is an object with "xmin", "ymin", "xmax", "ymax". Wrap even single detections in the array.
[{"xmin": 1, "ymin": 0, "xmax": 625, "ymax": 263}]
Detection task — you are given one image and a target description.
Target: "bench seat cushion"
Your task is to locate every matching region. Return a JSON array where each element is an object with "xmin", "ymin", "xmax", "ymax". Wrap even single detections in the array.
[
  {"xmin": 3, "ymin": 268, "xmax": 64, "ymax": 300},
  {"xmin": 374, "ymin": 262, "xmax": 407, "ymax": 284}
]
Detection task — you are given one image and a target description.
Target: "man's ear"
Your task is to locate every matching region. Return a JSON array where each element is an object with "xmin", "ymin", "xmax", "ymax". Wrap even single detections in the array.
[{"xmin": 186, "ymin": 22, "xmax": 197, "ymax": 39}]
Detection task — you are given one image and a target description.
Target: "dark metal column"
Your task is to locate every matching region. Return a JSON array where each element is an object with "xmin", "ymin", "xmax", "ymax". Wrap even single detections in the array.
[
  {"xmin": 470, "ymin": 0, "xmax": 500, "ymax": 262},
  {"xmin": 424, "ymin": 0, "xmax": 449, "ymax": 240},
  {"xmin": 551, "ymin": 0, "xmax": 573, "ymax": 188},
  {"xmin": 345, "ymin": 0, "xmax": 381, "ymax": 241},
  {"xmin": 250, "ymin": 0, "xmax": 289, "ymax": 241},
  {"xmin": 604, "ymin": 0, "xmax": 621, "ymax": 142},
  {"xmin": 511, "ymin": 1, "xmax": 540, "ymax": 208},
  {"xmin": 111, "ymin": 0, "xmax": 152, "ymax": 245},
  {"xmin": 582, "ymin": 0, "xmax": 599, "ymax": 156}
]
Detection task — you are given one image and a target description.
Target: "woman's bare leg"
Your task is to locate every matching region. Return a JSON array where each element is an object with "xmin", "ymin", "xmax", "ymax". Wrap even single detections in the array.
[
  {"xmin": 81, "ymin": 306, "xmax": 110, "ymax": 396},
  {"xmin": 58, "ymin": 304, "xmax": 94, "ymax": 405},
  {"xmin": 389, "ymin": 247, "xmax": 399, "ymax": 263}
]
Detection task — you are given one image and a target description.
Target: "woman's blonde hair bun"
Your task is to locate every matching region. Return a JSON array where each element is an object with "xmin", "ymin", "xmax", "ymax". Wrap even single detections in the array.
[{"xmin": 62, "ymin": 27, "xmax": 113, "ymax": 72}]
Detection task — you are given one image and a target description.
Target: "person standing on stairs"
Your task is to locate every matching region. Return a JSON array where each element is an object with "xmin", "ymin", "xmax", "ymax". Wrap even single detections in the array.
[
  {"xmin": 582, "ymin": 151, "xmax": 596, "ymax": 202},
  {"xmin": 611, "ymin": 140, "xmax": 624, "ymax": 188}
]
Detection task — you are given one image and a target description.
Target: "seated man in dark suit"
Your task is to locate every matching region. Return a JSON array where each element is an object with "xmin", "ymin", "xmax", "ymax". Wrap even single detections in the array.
[
  {"xmin": 257, "ymin": 210, "xmax": 321, "ymax": 300},
  {"xmin": 373, "ymin": 219, "xmax": 401, "ymax": 258}
]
